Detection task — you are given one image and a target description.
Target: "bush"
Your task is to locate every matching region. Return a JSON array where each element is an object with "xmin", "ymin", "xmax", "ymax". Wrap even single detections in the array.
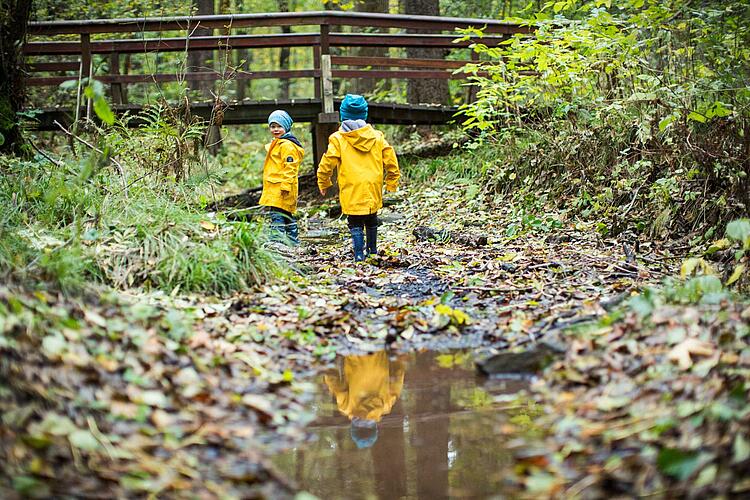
[{"xmin": 457, "ymin": 1, "xmax": 750, "ymax": 238}]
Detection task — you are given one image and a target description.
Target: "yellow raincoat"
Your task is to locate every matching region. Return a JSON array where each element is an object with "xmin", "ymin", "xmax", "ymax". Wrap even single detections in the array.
[
  {"xmin": 317, "ymin": 125, "xmax": 400, "ymax": 215},
  {"xmin": 259, "ymin": 137, "xmax": 304, "ymax": 214},
  {"xmin": 324, "ymin": 351, "xmax": 405, "ymax": 422}
]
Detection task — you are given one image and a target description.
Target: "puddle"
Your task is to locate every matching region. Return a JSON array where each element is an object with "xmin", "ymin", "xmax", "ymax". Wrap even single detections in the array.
[{"xmin": 273, "ymin": 350, "xmax": 530, "ymax": 499}]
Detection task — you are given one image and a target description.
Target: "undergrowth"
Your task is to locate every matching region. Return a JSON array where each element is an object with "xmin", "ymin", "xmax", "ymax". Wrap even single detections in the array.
[
  {"xmin": 1, "ymin": 102, "xmax": 283, "ymax": 295},
  {"xmin": 448, "ymin": 1, "xmax": 750, "ymax": 243}
]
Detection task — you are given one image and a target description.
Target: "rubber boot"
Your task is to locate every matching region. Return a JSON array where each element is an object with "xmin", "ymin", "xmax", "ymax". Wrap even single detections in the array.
[
  {"xmin": 350, "ymin": 226, "xmax": 365, "ymax": 262},
  {"xmin": 365, "ymin": 225, "xmax": 377, "ymax": 257}
]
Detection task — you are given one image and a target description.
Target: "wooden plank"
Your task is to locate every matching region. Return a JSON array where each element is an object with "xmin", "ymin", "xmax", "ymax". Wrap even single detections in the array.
[
  {"xmin": 313, "ymin": 45, "xmax": 321, "ymax": 99},
  {"xmin": 329, "ymin": 33, "xmax": 509, "ymax": 48},
  {"xmin": 29, "ymin": 99, "xmax": 465, "ymax": 130},
  {"xmin": 321, "ymin": 54, "xmax": 333, "ymax": 114},
  {"xmin": 110, "ymin": 52, "xmax": 123, "ymax": 105},
  {"xmin": 24, "ymin": 34, "xmax": 321, "ymax": 56},
  {"xmin": 26, "ymin": 69, "xmax": 317, "ymax": 87},
  {"xmin": 331, "ymin": 55, "xmax": 469, "ymax": 69},
  {"xmin": 23, "ymin": 33, "xmax": 506, "ymax": 57},
  {"xmin": 23, "ymin": 61, "xmax": 80, "ymax": 72},
  {"xmin": 27, "ymin": 11, "xmax": 531, "ymax": 36},
  {"xmin": 332, "ymin": 69, "xmax": 488, "ymax": 79}
]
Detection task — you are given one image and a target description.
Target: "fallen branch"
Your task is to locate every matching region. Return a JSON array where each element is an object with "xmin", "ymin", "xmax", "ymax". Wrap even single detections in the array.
[{"xmin": 413, "ymin": 225, "xmax": 488, "ymax": 247}]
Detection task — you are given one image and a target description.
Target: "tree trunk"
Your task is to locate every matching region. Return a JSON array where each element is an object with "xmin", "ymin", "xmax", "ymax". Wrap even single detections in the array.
[
  {"xmin": 0, "ymin": 0, "xmax": 32, "ymax": 155},
  {"xmin": 403, "ymin": 0, "xmax": 448, "ymax": 105},
  {"xmin": 353, "ymin": 0, "xmax": 389, "ymax": 96},
  {"xmin": 277, "ymin": 0, "xmax": 291, "ymax": 100}
]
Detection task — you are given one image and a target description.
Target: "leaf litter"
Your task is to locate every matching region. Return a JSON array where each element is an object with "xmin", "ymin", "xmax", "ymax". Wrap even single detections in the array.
[{"xmin": 1, "ymin": 182, "xmax": 748, "ymax": 498}]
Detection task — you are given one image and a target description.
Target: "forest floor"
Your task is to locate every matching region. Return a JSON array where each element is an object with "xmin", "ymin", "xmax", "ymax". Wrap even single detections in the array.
[{"xmin": 2, "ymin": 182, "xmax": 749, "ymax": 498}]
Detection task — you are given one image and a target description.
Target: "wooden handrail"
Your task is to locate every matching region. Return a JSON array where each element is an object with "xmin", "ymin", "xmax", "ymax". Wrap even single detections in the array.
[
  {"xmin": 23, "ymin": 33, "xmax": 509, "ymax": 57},
  {"xmin": 27, "ymin": 11, "xmax": 531, "ymax": 36}
]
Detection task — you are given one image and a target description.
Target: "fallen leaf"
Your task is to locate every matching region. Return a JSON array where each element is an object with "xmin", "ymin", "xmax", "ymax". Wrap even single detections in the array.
[{"xmin": 668, "ymin": 338, "xmax": 715, "ymax": 370}]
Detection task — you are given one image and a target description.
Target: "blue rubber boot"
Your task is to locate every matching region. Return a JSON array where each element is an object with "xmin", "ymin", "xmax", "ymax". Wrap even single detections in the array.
[
  {"xmin": 365, "ymin": 225, "xmax": 377, "ymax": 257},
  {"xmin": 350, "ymin": 226, "xmax": 365, "ymax": 262}
]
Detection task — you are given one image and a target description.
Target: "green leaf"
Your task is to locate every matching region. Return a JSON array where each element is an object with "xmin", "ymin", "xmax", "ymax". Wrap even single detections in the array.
[
  {"xmin": 0, "ymin": 131, "xmax": 4, "ymax": 147},
  {"xmin": 705, "ymin": 238, "xmax": 731, "ymax": 255},
  {"xmin": 726, "ymin": 219, "xmax": 750, "ymax": 247},
  {"xmin": 657, "ymin": 448, "xmax": 702, "ymax": 480},
  {"xmin": 658, "ymin": 115, "xmax": 676, "ymax": 132},
  {"xmin": 59, "ymin": 79, "xmax": 79, "ymax": 91},
  {"xmin": 13, "ymin": 476, "xmax": 51, "ymax": 498},
  {"xmin": 93, "ymin": 97, "xmax": 115, "ymax": 125},
  {"xmin": 733, "ymin": 434, "xmax": 750, "ymax": 463},
  {"xmin": 69, "ymin": 429, "xmax": 100, "ymax": 451},
  {"xmin": 42, "ymin": 334, "xmax": 66, "ymax": 356},
  {"xmin": 37, "ymin": 413, "xmax": 77, "ymax": 436},
  {"xmin": 687, "ymin": 111, "xmax": 706, "ymax": 123}
]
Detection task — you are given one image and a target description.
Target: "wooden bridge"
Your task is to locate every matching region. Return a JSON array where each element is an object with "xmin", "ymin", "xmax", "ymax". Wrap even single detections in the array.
[{"xmin": 24, "ymin": 11, "xmax": 530, "ymax": 159}]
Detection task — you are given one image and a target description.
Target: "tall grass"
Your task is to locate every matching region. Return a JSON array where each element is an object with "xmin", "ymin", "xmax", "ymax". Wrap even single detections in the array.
[{"xmin": 0, "ymin": 135, "xmax": 282, "ymax": 295}]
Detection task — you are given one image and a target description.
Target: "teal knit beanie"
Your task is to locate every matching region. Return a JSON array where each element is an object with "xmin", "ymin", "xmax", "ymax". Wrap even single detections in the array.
[
  {"xmin": 340, "ymin": 94, "xmax": 368, "ymax": 122},
  {"xmin": 268, "ymin": 110, "xmax": 293, "ymax": 133}
]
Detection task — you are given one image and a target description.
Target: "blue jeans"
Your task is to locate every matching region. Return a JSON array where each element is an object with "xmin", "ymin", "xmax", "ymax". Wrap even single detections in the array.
[{"xmin": 269, "ymin": 208, "xmax": 299, "ymax": 245}]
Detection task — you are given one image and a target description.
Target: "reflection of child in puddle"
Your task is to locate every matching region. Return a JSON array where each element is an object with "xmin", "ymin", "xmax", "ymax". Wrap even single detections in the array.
[{"xmin": 324, "ymin": 351, "xmax": 405, "ymax": 449}]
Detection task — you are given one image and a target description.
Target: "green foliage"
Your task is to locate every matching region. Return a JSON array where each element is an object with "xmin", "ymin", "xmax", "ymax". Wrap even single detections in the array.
[
  {"xmin": 0, "ymin": 116, "xmax": 282, "ymax": 294},
  {"xmin": 457, "ymin": 0, "xmax": 750, "ymax": 238}
]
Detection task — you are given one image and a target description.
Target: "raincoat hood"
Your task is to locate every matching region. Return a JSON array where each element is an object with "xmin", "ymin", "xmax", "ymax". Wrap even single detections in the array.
[
  {"xmin": 341, "ymin": 123, "xmax": 377, "ymax": 152},
  {"xmin": 317, "ymin": 124, "xmax": 400, "ymax": 216}
]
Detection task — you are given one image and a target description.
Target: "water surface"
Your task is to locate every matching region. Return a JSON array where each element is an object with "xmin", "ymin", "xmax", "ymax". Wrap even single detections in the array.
[{"xmin": 273, "ymin": 350, "xmax": 530, "ymax": 499}]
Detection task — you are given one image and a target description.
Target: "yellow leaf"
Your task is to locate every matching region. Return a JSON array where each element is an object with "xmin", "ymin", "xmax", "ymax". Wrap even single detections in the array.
[
  {"xmin": 435, "ymin": 304, "xmax": 453, "ymax": 315},
  {"xmin": 199, "ymin": 220, "xmax": 216, "ymax": 231},
  {"xmin": 726, "ymin": 264, "xmax": 746, "ymax": 286}
]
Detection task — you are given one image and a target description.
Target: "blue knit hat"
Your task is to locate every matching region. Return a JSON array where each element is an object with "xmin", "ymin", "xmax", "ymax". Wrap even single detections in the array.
[
  {"xmin": 340, "ymin": 94, "xmax": 368, "ymax": 122},
  {"xmin": 350, "ymin": 419, "xmax": 378, "ymax": 449},
  {"xmin": 268, "ymin": 110, "xmax": 293, "ymax": 133}
]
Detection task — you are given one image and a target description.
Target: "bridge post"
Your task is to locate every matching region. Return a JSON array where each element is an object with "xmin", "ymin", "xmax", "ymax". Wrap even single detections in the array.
[
  {"xmin": 110, "ymin": 52, "xmax": 124, "ymax": 105},
  {"xmin": 313, "ymin": 25, "xmax": 339, "ymax": 167}
]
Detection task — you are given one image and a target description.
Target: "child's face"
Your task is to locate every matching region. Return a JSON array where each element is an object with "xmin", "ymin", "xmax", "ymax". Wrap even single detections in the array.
[{"xmin": 269, "ymin": 122, "xmax": 285, "ymax": 138}]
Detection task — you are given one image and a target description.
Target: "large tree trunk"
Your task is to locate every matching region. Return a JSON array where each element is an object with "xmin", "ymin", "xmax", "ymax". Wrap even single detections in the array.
[
  {"xmin": 403, "ymin": 0, "xmax": 448, "ymax": 105},
  {"xmin": 0, "ymin": 0, "xmax": 32, "ymax": 155},
  {"xmin": 353, "ymin": 0, "xmax": 389, "ymax": 96}
]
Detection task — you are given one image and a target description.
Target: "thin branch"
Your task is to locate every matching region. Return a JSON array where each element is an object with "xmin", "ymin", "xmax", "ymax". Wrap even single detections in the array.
[
  {"xmin": 29, "ymin": 140, "xmax": 65, "ymax": 168},
  {"xmin": 53, "ymin": 119, "xmax": 128, "ymax": 199}
]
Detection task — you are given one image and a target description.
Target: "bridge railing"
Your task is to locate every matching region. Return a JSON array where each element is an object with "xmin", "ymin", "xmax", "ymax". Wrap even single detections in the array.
[{"xmin": 24, "ymin": 11, "xmax": 530, "ymax": 157}]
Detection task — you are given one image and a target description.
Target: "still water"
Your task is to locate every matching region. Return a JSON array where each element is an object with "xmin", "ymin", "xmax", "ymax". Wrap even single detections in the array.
[{"xmin": 273, "ymin": 350, "xmax": 530, "ymax": 499}]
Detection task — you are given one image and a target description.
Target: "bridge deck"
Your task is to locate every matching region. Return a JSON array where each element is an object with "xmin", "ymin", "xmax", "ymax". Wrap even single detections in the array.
[{"xmin": 32, "ymin": 99, "xmax": 461, "ymax": 131}]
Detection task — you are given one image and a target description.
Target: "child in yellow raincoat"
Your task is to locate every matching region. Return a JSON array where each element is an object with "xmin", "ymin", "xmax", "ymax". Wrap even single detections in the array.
[
  {"xmin": 324, "ymin": 351, "xmax": 405, "ymax": 448},
  {"xmin": 317, "ymin": 94, "xmax": 400, "ymax": 261},
  {"xmin": 259, "ymin": 110, "xmax": 305, "ymax": 245}
]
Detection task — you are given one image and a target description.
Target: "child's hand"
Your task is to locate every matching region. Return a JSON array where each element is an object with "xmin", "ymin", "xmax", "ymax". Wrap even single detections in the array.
[{"xmin": 319, "ymin": 188, "xmax": 327, "ymax": 197}]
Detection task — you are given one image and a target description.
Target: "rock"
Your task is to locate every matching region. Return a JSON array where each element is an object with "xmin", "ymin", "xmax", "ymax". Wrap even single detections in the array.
[{"xmin": 476, "ymin": 342, "xmax": 562, "ymax": 375}]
